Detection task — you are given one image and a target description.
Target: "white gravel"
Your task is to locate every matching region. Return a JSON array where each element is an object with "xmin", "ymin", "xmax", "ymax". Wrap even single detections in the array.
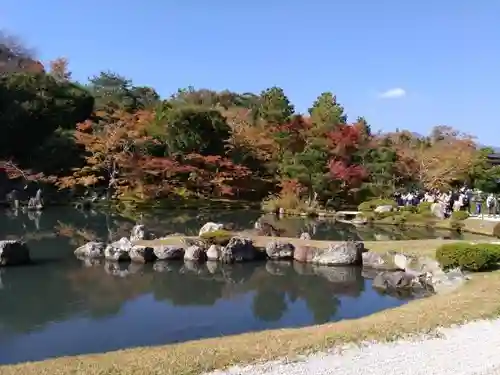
[{"xmin": 204, "ymin": 318, "xmax": 500, "ymax": 375}]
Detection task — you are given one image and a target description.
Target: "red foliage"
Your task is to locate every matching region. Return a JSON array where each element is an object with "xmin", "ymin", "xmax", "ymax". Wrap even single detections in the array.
[
  {"xmin": 329, "ymin": 160, "xmax": 367, "ymax": 186},
  {"xmin": 327, "ymin": 124, "xmax": 362, "ymax": 156},
  {"xmin": 270, "ymin": 115, "xmax": 310, "ymax": 152},
  {"xmin": 279, "ymin": 179, "xmax": 305, "ymax": 195}
]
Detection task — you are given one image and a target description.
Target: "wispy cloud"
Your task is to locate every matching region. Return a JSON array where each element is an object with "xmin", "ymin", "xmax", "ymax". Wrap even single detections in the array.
[{"xmin": 378, "ymin": 88, "xmax": 406, "ymax": 99}]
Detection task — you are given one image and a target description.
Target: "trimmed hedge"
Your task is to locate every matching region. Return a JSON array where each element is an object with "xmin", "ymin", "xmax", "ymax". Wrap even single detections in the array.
[
  {"xmin": 435, "ymin": 242, "xmax": 500, "ymax": 272},
  {"xmin": 358, "ymin": 199, "xmax": 397, "ymax": 212}
]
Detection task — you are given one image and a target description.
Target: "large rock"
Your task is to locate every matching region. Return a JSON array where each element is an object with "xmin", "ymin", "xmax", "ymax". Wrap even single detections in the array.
[
  {"xmin": 374, "ymin": 205, "xmax": 393, "ymax": 213},
  {"xmin": 104, "ymin": 237, "xmax": 132, "ymax": 262},
  {"xmin": 220, "ymin": 237, "xmax": 257, "ymax": 263},
  {"xmin": 153, "ymin": 245, "xmax": 185, "ymax": 260},
  {"xmin": 129, "ymin": 245, "xmax": 156, "ymax": 263},
  {"xmin": 199, "ymin": 222, "xmax": 224, "ymax": 236},
  {"xmin": 300, "ymin": 232, "xmax": 311, "ymax": 240},
  {"xmin": 312, "ymin": 242, "xmax": 363, "ymax": 266},
  {"xmin": 362, "ymin": 251, "xmax": 387, "ymax": 269},
  {"xmin": 265, "ymin": 240, "xmax": 294, "ymax": 260},
  {"xmin": 130, "ymin": 224, "xmax": 152, "ymax": 242},
  {"xmin": 74, "ymin": 241, "xmax": 106, "ymax": 259},
  {"xmin": 372, "ymin": 271, "xmax": 421, "ymax": 290},
  {"xmin": 431, "ymin": 202, "xmax": 446, "ymax": 219},
  {"xmin": 0, "ymin": 240, "xmax": 31, "ymax": 266},
  {"xmin": 184, "ymin": 245, "xmax": 207, "ymax": 262},
  {"xmin": 206, "ymin": 244, "xmax": 221, "ymax": 261},
  {"xmin": 293, "ymin": 245, "xmax": 318, "ymax": 263},
  {"xmin": 410, "ymin": 256, "xmax": 468, "ymax": 294}
]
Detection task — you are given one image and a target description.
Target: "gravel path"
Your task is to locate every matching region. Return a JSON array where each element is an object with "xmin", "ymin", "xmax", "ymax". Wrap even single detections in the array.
[{"xmin": 205, "ymin": 318, "xmax": 500, "ymax": 375}]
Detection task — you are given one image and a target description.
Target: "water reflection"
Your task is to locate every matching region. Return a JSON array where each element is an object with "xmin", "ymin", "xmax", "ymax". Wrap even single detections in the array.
[
  {"xmin": 0, "ymin": 257, "xmax": 409, "ymax": 364},
  {"xmin": 0, "ymin": 207, "xmax": 492, "ymax": 364},
  {"xmin": 0, "ymin": 207, "xmax": 490, "ymax": 248}
]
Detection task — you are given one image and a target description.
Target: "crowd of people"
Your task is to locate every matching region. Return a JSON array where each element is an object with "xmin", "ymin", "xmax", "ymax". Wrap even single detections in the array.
[{"xmin": 393, "ymin": 187, "xmax": 499, "ymax": 218}]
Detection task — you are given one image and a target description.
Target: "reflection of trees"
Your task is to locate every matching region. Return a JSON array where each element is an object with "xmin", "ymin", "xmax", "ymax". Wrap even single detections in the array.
[
  {"xmin": 252, "ymin": 290, "xmax": 288, "ymax": 322},
  {"xmin": 0, "ymin": 261, "xmax": 84, "ymax": 333},
  {"xmin": 0, "ymin": 257, "xmax": 370, "ymax": 335},
  {"xmin": 245, "ymin": 263, "xmax": 365, "ymax": 324}
]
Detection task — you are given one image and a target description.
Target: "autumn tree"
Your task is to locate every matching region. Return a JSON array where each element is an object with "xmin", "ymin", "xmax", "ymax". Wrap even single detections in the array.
[
  {"xmin": 396, "ymin": 127, "xmax": 477, "ymax": 190},
  {"xmin": 58, "ymin": 110, "xmax": 153, "ymax": 196},
  {"xmin": 327, "ymin": 124, "xmax": 367, "ymax": 190},
  {"xmin": 49, "ymin": 57, "xmax": 72, "ymax": 82}
]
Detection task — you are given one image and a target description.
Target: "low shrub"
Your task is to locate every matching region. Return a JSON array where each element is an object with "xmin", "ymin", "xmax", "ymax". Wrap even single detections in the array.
[
  {"xmin": 358, "ymin": 198, "xmax": 397, "ymax": 212},
  {"xmin": 435, "ymin": 242, "xmax": 500, "ymax": 271},
  {"xmin": 451, "ymin": 211, "xmax": 469, "ymax": 221},
  {"xmin": 199, "ymin": 229, "xmax": 232, "ymax": 246}
]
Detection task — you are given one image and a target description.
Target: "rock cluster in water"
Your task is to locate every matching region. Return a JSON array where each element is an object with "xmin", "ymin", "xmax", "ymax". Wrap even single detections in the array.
[
  {"xmin": 0, "ymin": 240, "xmax": 31, "ymax": 266},
  {"xmin": 73, "ymin": 222, "xmax": 468, "ymax": 295}
]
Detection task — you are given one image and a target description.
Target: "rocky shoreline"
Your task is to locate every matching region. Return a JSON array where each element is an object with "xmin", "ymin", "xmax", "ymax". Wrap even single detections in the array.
[{"xmin": 70, "ymin": 223, "xmax": 468, "ymax": 296}]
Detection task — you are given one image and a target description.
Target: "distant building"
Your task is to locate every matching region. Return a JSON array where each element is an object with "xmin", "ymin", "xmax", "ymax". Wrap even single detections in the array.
[{"xmin": 487, "ymin": 153, "xmax": 500, "ymax": 166}]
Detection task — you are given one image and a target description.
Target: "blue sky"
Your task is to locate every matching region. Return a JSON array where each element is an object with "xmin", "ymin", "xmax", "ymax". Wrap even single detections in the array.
[{"xmin": 1, "ymin": 1, "xmax": 498, "ymax": 144}]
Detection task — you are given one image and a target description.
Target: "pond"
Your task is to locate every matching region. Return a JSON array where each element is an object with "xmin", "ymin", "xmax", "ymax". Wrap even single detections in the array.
[{"xmin": 0, "ymin": 207, "xmax": 491, "ymax": 365}]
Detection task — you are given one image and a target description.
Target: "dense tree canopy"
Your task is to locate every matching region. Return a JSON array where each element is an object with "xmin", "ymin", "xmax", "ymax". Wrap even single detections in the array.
[{"xmin": 1, "ymin": 40, "xmax": 498, "ymax": 206}]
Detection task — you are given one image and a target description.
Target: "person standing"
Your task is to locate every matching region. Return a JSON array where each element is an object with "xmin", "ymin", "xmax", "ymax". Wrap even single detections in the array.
[{"xmin": 486, "ymin": 194, "xmax": 496, "ymax": 216}]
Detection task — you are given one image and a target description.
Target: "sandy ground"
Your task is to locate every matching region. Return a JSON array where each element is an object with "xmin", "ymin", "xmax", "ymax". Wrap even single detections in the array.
[{"xmin": 204, "ymin": 318, "xmax": 500, "ymax": 375}]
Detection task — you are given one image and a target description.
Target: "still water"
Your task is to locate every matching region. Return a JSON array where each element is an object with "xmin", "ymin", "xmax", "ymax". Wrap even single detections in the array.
[{"xmin": 0, "ymin": 208, "xmax": 489, "ymax": 364}]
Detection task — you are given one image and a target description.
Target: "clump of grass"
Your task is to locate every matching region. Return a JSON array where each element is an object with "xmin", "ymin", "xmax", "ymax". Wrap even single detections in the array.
[
  {"xmin": 199, "ymin": 229, "xmax": 233, "ymax": 246},
  {"xmin": 261, "ymin": 192, "xmax": 321, "ymax": 216},
  {"xmin": 451, "ymin": 211, "xmax": 469, "ymax": 221},
  {"xmin": 417, "ymin": 201, "xmax": 433, "ymax": 213}
]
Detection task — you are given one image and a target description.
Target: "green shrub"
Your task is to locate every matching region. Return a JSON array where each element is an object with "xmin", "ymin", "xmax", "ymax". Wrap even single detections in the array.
[
  {"xmin": 374, "ymin": 211, "xmax": 396, "ymax": 219},
  {"xmin": 400, "ymin": 205, "xmax": 417, "ymax": 213},
  {"xmin": 435, "ymin": 242, "xmax": 500, "ymax": 271},
  {"xmin": 417, "ymin": 202, "xmax": 433, "ymax": 213},
  {"xmin": 199, "ymin": 229, "xmax": 232, "ymax": 246},
  {"xmin": 451, "ymin": 211, "xmax": 469, "ymax": 221},
  {"xmin": 358, "ymin": 199, "xmax": 397, "ymax": 212}
]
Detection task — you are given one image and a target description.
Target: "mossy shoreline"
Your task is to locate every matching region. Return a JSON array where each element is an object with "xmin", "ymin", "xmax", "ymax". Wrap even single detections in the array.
[{"xmin": 3, "ymin": 239, "xmax": 500, "ymax": 375}]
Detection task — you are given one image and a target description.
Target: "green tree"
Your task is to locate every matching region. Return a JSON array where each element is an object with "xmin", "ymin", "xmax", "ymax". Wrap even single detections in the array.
[
  {"xmin": 308, "ymin": 92, "xmax": 347, "ymax": 132},
  {"xmin": 0, "ymin": 72, "xmax": 93, "ymax": 161},
  {"xmin": 88, "ymin": 71, "xmax": 159, "ymax": 112},
  {"xmin": 470, "ymin": 148, "xmax": 500, "ymax": 193},
  {"xmin": 150, "ymin": 103, "xmax": 231, "ymax": 156},
  {"xmin": 258, "ymin": 86, "xmax": 294, "ymax": 125}
]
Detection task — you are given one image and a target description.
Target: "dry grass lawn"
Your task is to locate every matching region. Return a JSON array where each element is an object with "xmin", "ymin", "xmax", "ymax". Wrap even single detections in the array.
[{"xmin": 2, "ymin": 239, "xmax": 500, "ymax": 375}]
